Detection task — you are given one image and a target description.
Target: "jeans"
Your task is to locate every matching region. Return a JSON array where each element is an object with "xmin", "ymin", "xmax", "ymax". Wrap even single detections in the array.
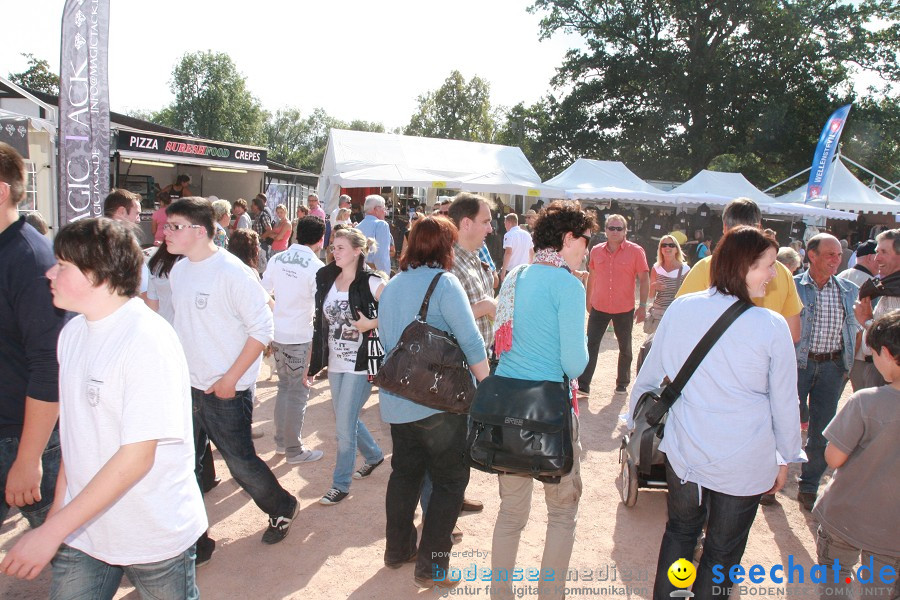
[
  {"xmin": 328, "ymin": 371, "xmax": 383, "ymax": 492},
  {"xmin": 192, "ymin": 388, "xmax": 294, "ymax": 518},
  {"xmin": 653, "ymin": 459, "xmax": 761, "ymax": 600},
  {"xmin": 272, "ymin": 341, "xmax": 313, "ymax": 455},
  {"xmin": 491, "ymin": 437, "xmax": 583, "ymax": 600},
  {"xmin": 578, "ymin": 308, "xmax": 634, "ymax": 391},
  {"xmin": 0, "ymin": 429, "xmax": 61, "ymax": 528},
  {"xmin": 797, "ymin": 359, "xmax": 847, "ymax": 494},
  {"xmin": 384, "ymin": 412, "xmax": 470, "ymax": 580},
  {"xmin": 816, "ymin": 525, "xmax": 899, "ymax": 599},
  {"xmin": 50, "ymin": 544, "xmax": 198, "ymax": 600}
]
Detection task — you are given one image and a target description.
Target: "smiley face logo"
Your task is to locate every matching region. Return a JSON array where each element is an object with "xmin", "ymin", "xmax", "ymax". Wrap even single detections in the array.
[{"xmin": 667, "ymin": 559, "xmax": 696, "ymax": 589}]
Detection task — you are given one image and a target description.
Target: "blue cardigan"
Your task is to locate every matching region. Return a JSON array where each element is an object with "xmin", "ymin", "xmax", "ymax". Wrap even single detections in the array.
[{"xmin": 377, "ymin": 267, "xmax": 487, "ymax": 424}]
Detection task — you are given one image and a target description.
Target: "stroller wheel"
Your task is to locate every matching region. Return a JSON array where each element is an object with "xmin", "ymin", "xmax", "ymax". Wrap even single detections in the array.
[{"xmin": 620, "ymin": 458, "xmax": 639, "ymax": 507}]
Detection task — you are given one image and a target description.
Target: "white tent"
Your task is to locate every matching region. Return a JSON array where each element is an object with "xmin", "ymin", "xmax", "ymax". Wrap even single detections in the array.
[
  {"xmin": 777, "ymin": 160, "xmax": 900, "ymax": 214},
  {"xmin": 670, "ymin": 170, "xmax": 855, "ymax": 221},
  {"xmin": 317, "ymin": 129, "xmax": 563, "ymax": 212},
  {"xmin": 543, "ymin": 158, "xmax": 669, "ymax": 202}
]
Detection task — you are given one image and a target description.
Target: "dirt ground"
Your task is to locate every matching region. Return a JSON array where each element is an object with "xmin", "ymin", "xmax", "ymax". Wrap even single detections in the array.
[{"xmin": 0, "ymin": 326, "xmax": 848, "ymax": 600}]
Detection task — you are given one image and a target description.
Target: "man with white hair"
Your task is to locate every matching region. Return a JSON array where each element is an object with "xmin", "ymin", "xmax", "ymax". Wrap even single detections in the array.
[
  {"xmin": 331, "ymin": 194, "xmax": 352, "ymax": 225},
  {"xmin": 307, "ymin": 194, "xmax": 326, "ymax": 221},
  {"xmin": 355, "ymin": 194, "xmax": 394, "ymax": 275}
]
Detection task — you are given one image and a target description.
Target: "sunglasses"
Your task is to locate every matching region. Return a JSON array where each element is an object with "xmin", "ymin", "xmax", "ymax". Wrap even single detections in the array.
[
  {"xmin": 606, "ymin": 226, "xmax": 625, "ymax": 232},
  {"xmin": 660, "ymin": 243, "xmax": 677, "ymax": 248},
  {"xmin": 577, "ymin": 233, "xmax": 591, "ymax": 243}
]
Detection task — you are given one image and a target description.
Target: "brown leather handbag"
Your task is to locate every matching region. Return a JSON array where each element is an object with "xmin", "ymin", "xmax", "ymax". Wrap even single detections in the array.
[{"xmin": 374, "ymin": 273, "xmax": 475, "ymax": 414}]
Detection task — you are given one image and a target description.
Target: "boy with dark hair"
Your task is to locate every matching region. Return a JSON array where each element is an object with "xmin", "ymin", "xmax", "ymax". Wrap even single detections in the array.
[
  {"xmin": 164, "ymin": 198, "xmax": 299, "ymax": 552},
  {"xmin": 260, "ymin": 216, "xmax": 326, "ymax": 464},
  {"xmin": 813, "ymin": 310, "xmax": 900, "ymax": 599},
  {"xmin": 0, "ymin": 218, "xmax": 206, "ymax": 599},
  {"xmin": 0, "ymin": 142, "xmax": 67, "ymax": 535}
]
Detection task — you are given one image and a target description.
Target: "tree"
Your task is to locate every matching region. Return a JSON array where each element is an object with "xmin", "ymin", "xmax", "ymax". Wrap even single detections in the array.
[
  {"xmin": 158, "ymin": 51, "xmax": 267, "ymax": 144},
  {"xmin": 531, "ymin": 0, "xmax": 900, "ymax": 184},
  {"xmin": 496, "ymin": 100, "xmax": 560, "ymax": 180},
  {"xmin": 8, "ymin": 53, "xmax": 59, "ymax": 95},
  {"xmin": 263, "ymin": 107, "xmax": 384, "ymax": 172},
  {"xmin": 406, "ymin": 71, "xmax": 496, "ymax": 142}
]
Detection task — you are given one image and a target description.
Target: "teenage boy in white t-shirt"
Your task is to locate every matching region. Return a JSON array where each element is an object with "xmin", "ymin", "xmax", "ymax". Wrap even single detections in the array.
[
  {"xmin": 0, "ymin": 218, "xmax": 206, "ymax": 599},
  {"xmin": 261, "ymin": 216, "xmax": 326, "ymax": 463},
  {"xmin": 164, "ymin": 197, "xmax": 299, "ymax": 554}
]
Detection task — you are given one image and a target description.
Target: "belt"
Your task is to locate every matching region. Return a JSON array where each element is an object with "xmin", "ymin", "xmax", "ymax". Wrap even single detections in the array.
[
  {"xmin": 808, "ymin": 350, "xmax": 842, "ymax": 362},
  {"xmin": 864, "ymin": 356, "xmax": 873, "ymax": 363}
]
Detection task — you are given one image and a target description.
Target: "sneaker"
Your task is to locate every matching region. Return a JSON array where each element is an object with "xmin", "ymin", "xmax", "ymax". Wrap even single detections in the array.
[
  {"xmin": 319, "ymin": 488, "xmax": 349, "ymax": 505},
  {"xmin": 415, "ymin": 574, "xmax": 461, "ymax": 589},
  {"xmin": 451, "ymin": 524, "xmax": 463, "ymax": 545},
  {"xmin": 460, "ymin": 498, "xmax": 483, "ymax": 513},
  {"xmin": 275, "ymin": 445, "xmax": 286, "ymax": 455},
  {"xmin": 195, "ymin": 534, "xmax": 216, "ymax": 567},
  {"xmin": 615, "ymin": 384, "xmax": 628, "ymax": 393},
  {"xmin": 286, "ymin": 449, "xmax": 324, "ymax": 464},
  {"xmin": 251, "ymin": 429, "xmax": 264, "ymax": 439},
  {"xmin": 261, "ymin": 498, "xmax": 299, "ymax": 545},
  {"xmin": 353, "ymin": 458, "xmax": 385, "ymax": 479}
]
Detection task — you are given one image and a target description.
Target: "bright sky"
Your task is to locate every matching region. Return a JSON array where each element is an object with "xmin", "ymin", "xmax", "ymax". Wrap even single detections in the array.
[{"xmin": 3, "ymin": 0, "xmax": 579, "ymax": 130}]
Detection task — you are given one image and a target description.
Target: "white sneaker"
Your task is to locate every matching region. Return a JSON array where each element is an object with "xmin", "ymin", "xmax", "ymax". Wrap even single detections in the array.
[{"xmin": 286, "ymin": 449, "xmax": 324, "ymax": 464}]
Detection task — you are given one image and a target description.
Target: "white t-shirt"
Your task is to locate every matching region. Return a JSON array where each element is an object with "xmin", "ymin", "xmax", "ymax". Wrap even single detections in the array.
[
  {"xmin": 57, "ymin": 298, "xmax": 207, "ymax": 564},
  {"xmin": 169, "ymin": 249, "xmax": 274, "ymax": 391},
  {"xmin": 261, "ymin": 244, "xmax": 324, "ymax": 344},
  {"xmin": 323, "ymin": 277, "xmax": 383, "ymax": 374},
  {"xmin": 235, "ymin": 212, "xmax": 252, "ymax": 230},
  {"xmin": 503, "ymin": 226, "xmax": 534, "ymax": 270}
]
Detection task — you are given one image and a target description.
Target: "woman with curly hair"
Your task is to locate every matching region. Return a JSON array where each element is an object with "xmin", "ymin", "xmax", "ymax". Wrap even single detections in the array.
[
  {"xmin": 490, "ymin": 201, "xmax": 594, "ymax": 600},
  {"xmin": 228, "ymin": 228, "xmax": 262, "ymax": 276}
]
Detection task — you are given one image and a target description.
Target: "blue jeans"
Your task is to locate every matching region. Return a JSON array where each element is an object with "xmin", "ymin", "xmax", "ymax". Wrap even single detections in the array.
[
  {"xmin": 50, "ymin": 544, "xmax": 198, "ymax": 600},
  {"xmin": 192, "ymin": 388, "xmax": 295, "ymax": 518},
  {"xmin": 0, "ymin": 429, "xmax": 61, "ymax": 528},
  {"xmin": 797, "ymin": 358, "xmax": 847, "ymax": 494},
  {"xmin": 327, "ymin": 371, "xmax": 383, "ymax": 493},
  {"xmin": 653, "ymin": 459, "xmax": 761, "ymax": 600},
  {"xmin": 385, "ymin": 412, "xmax": 470, "ymax": 580},
  {"xmin": 273, "ymin": 341, "xmax": 313, "ymax": 455}
]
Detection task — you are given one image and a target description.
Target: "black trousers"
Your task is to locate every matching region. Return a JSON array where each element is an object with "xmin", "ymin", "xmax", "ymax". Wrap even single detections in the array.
[{"xmin": 578, "ymin": 308, "xmax": 634, "ymax": 391}]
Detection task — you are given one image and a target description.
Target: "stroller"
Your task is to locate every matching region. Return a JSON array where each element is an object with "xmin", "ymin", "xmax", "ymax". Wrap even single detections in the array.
[{"xmin": 618, "ymin": 333, "xmax": 668, "ymax": 506}]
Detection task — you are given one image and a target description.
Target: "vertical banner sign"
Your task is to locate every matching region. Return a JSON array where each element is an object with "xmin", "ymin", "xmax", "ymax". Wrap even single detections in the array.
[
  {"xmin": 805, "ymin": 104, "xmax": 851, "ymax": 203},
  {"xmin": 58, "ymin": 0, "xmax": 111, "ymax": 225}
]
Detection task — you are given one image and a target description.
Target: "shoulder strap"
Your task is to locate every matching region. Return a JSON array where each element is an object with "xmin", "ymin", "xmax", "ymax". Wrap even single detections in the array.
[
  {"xmin": 417, "ymin": 273, "xmax": 445, "ymax": 320},
  {"xmin": 646, "ymin": 299, "xmax": 753, "ymax": 425}
]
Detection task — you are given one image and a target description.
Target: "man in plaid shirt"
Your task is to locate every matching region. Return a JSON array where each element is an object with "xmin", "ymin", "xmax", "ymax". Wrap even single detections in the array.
[{"xmin": 791, "ymin": 233, "xmax": 860, "ymax": 511}]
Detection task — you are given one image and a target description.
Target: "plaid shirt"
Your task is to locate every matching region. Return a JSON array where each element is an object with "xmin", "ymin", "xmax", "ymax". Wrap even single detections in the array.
[
  {"xmin": 452, "ymin": 243, "xmax": 495, "ymax": 350},
  {"xmin": 809, "ymin": 277, "xmax": 845, "ymax": 353}
]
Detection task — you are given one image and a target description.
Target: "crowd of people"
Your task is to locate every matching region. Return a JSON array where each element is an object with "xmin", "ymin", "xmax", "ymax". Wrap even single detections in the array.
[{"xmin": 0, "ymin": 138, "xmax": 897, "ymax": 599}]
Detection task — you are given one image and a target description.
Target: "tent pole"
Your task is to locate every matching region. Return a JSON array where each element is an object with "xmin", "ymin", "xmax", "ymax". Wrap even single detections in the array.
[{"xmin": 763, "ymin": 167, "xmax": 812, "ymax": 193}]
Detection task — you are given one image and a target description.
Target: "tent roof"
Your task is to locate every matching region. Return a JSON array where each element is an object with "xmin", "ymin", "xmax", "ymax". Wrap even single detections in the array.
[
  {"xmin": 669, "ymin": 170, "xmax": 855, "ymax": 220},
  {"xmin": 777, "ymin": 160, "xmax": 900, "ymax": 214},
  {"xmin": 543, "ymin": 158, "xmax": 663, "ymax": 199},
  {"xmin": 317, "ymin": 130, "xmax": 562, "ymax": 204}
]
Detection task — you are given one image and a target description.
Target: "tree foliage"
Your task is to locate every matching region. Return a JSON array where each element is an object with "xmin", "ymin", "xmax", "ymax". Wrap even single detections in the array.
[
  {"xmin": 157, "ymin": 51, "xmax": 267, "ymax": 145},
  {"xmin": 406, "ymin": 71, "xmax": 496, "ymax": 142},
  {"xmin": 263, "ymin": 107, "xmax": 384, "ymax": 172},
  {"xmin": 8, "ymin": 53, "xmax": 60, "ymax": 95},
  {"xmin": 531, "ymin": 0, "xmax": 900, "ymax": 184}
]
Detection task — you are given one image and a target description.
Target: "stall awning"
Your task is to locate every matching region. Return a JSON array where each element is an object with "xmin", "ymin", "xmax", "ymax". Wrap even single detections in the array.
[{"xmin": 113, "ymin": 127, "xmax": 268, "ymax": 172}]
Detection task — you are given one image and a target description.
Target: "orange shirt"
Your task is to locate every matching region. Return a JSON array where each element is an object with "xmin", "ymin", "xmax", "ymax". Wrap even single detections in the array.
[{"xmin": 588, "ymin": 240, "xmax": 649, "ymax": 314}]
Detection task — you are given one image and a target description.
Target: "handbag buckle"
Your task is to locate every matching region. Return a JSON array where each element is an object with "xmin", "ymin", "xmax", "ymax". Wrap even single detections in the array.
[
  {"xmin": 401, "ymin": 370, "xmax": 411, "ymax": 386},
  {"xmin": 430, "ymin": 371, "xmax": 442, "ymax": 393},
  {"xmin": 409, "ymin": 342, "xmax": 421, "ymax": 354}
]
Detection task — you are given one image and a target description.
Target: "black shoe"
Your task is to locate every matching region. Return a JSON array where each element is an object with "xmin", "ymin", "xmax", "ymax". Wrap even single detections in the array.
[
  {"xmin": 759, "ymin": 493, "xmax": 777, "ymax": 506},
  {"xmin": 615, "ymin": 384, "xmax": 628, "ymax": 393},
  {"xmin": 460, "ymin": 498, "xmax": 483, "ymax": 513},
  {"xmin": 262, "ymin": 498, "xmax": 299, "ymax": 544},
  {"xmin": 385, "ymin": 551, "xmax": 417, "ymax": 569},
  {"xmin": 353, "ymin": 458, "xmax": 385, "ymax": 479},
  {"xmin": 798, "ymin": 491, "xmax": 817, "ymax": 512},
  {"xmin": 195, "ymin": 534, "xmax": 216, "ymax": 567}
]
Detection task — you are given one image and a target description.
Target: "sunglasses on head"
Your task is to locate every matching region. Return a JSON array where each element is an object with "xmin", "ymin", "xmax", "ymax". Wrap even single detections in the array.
[
  {"xmin": 660, "ymin": 242, "xmax": 677, "ymax": 248},
  {"xmin": 606, "ymin": 226, "xmax": 625, "ymax": 232}
]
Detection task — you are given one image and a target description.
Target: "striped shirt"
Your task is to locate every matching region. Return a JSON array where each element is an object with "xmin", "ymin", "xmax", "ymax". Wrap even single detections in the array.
[
  {"xmin": 650, "ymin": 263, "xmax": 690, "ymax": 316},
  {"xmin": 452, "ymin": 243, "xmax": 495, "ymax": 350},
  {"xmin": 809, "ymin": 277, "xmax": 845, "ymax": 353}
]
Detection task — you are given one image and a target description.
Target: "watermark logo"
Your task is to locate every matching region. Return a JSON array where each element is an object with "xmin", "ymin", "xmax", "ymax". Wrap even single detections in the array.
[{"xmin": 667, "ymin": 559, "xmax": 696, "ymax": 597}]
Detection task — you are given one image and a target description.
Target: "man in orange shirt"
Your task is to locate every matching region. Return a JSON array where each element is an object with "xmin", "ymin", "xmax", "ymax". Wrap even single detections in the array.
[{"xmin": 579, "ymin": 214, "xmax": 650, "ymax": 395}]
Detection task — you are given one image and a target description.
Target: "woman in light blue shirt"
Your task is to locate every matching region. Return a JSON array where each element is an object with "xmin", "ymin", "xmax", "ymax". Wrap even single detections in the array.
[
  {"xmin": 630, "ymin": 226, "xmax": 805, "ymax": 600},
  {"xmin": 490, "ymin": 201, "xmax": 594, "ymax": 600},
  {"xmin": 377, "ymin": 216, "xmax": 489, "ymax": 590}
]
